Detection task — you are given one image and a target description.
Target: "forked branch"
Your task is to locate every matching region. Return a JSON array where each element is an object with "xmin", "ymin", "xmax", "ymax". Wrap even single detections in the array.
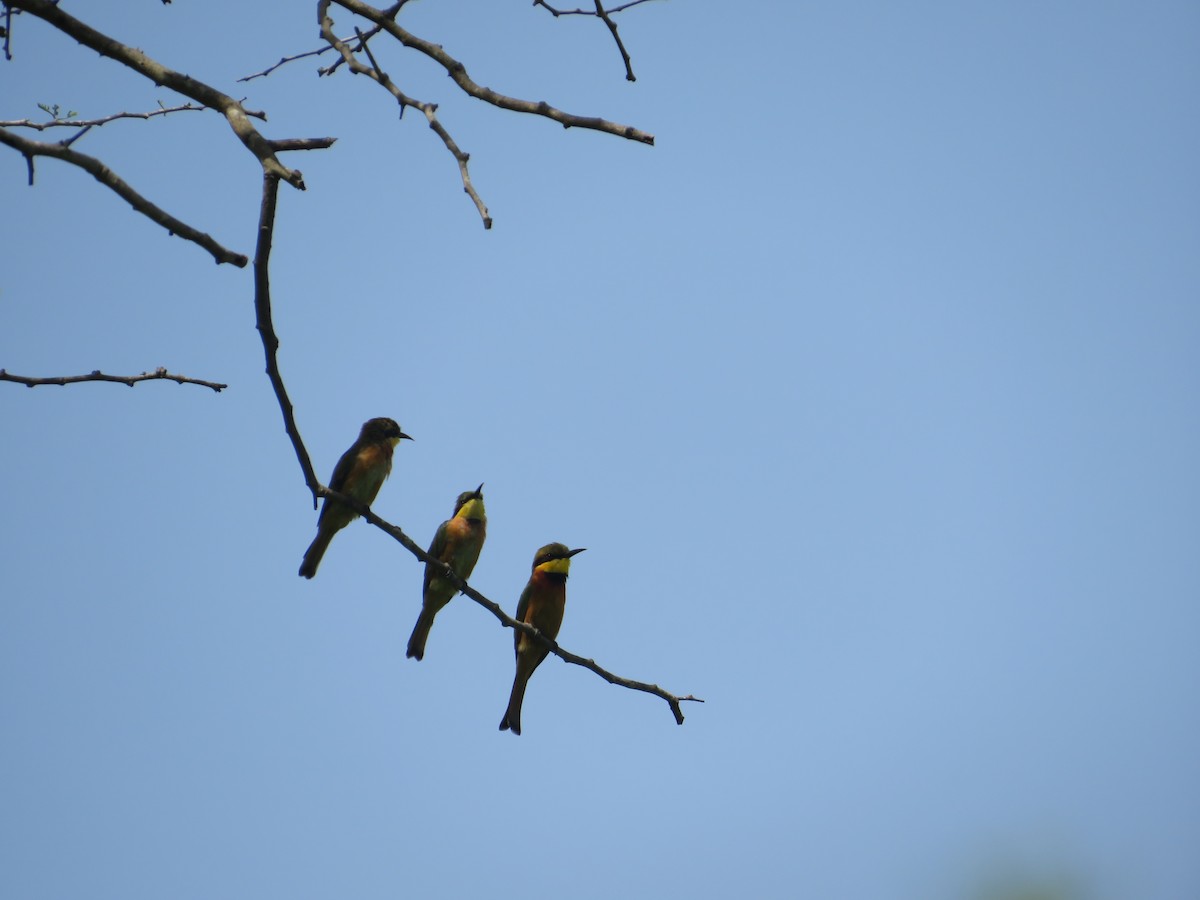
[
  {"xmin": 317, "ymin": 2, "xmax": 491, "ymax": 227},
  {"xmin": 534, "ymin": 0, "xmax": 644, "ymax": 82},
  {"xmin": 331, "ymin": 0, "xmax": 654, "ymax": 144}
]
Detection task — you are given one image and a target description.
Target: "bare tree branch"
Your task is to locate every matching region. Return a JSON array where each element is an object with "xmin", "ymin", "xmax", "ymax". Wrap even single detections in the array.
[
  {"xmin": 237, "ymin": 23, "xmax": 389, "ymax": 82},
  {"xmin": 0, "ymin": 126, "xmax": 249, "ymax": 266},
  {"xmin": 534, "ymin": 0, "xmax": 660, "ymax": 15},
  {"xmin": 252, "ymin": 172, "xmax": 320, "ymax": 499},
  {"xmin": 535, "ymin": 0, "xmax": 659, "ymax": 81},
  {"xmin": 591, "ymin": 1, "xmax": 636, "ymax": 82},
  {"xmin": 239, "ymin": 43, "xmax": 339, "ymax": 83},
  {"xmin": 316, "ymin": 3, "xmax": 491, "ymax": 228},
  {"xmin": 0, "ymin": 367, "xmax": 227, "ymax": 391},
  {"xmin": 0, "ymin": 102, "xmax": 206, "ymax": 130},
  {"xmin": 239, "ymin": 0, "xmax": 425, "ymax": 82},
  {"xmin": 7, "ymin": 0, "xmax": 308, "ymax": 188},
  {"xmin": 331, "ymin": 0, "xmax": 654, "ymax": 145}
]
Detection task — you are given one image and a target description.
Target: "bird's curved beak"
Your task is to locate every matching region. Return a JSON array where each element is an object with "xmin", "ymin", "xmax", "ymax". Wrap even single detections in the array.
[{"xmin": 566, "ymin": 547, "xmax": 587, "ymax": 558}]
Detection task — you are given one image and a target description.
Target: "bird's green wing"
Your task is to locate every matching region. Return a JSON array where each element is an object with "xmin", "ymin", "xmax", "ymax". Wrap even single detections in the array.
[
  {"xmin": 326, "ymin": 441, "xmax": 362, "ymax": 493},
  {"xmin": 512, "ymin": 582, "xmax": 533, "ymax": 655},
  {"xmin": 316, "ymin": 441, "xmax": 362, "ymax": 527},
  {"xmin": 422, "ymin": 521, "xmax": 451, "ymax": 594}
]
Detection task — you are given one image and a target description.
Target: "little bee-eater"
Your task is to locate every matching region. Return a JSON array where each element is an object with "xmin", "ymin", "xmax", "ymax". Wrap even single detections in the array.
[
  {"xmin": 298, "ymin": 417, "xmax": 412, "ymax": 579},
  {"xmin": 499, "ymin": 543, "xmax": 586, "ymax": 735},
  {"xmin": 405, "ymin": 484, "xmax": 487, "ymax": 661}
]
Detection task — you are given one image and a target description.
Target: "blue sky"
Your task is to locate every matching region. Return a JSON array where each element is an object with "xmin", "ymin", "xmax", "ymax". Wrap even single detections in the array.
[{"xmin": 2, "ymin": 2, "xmax": 1198, "ymax": 898}]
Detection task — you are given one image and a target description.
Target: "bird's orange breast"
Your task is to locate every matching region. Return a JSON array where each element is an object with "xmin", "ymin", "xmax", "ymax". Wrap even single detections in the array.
[
  {"xmin": 345, "ymin": 443, "xmax": 393, "ymax": 503},
  {"xmin": 523, "ymin": 571, "xmax": 567, "ymax": 638}
]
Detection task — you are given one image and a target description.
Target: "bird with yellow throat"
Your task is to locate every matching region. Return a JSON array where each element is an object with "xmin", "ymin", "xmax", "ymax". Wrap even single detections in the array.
[
  {"xmin": 499, "ymin": 543, "xmax": 586, "ymax": 735},
  {"xmin": 406, "ymin": 484, "xmax": 488, "ymax": 661},
  {"xmin": 298, "ymin": 417, "xmax": 412, "ymax": 579}
]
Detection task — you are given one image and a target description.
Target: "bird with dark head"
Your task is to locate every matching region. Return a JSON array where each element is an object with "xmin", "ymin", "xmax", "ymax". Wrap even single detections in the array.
[
  {"xmin": 406, "ymin": 484, "xmax": 487, "ymax": 661},
  {"xmin": 298, "ymin": 417, "xmax": 412, "ymax": 579},
  {"xmin": 499, "ymin": 542, "xmax": 586, "ymax": 735}
]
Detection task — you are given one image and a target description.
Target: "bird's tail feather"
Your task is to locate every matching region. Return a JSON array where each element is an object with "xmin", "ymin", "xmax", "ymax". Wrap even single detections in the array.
[
  {"xmin": 406, "ymin": 608, "xmax": 437, "ymax": 661},
  {"xmin": 499, "ymin": 674, "xmax": 527, "ymax": 735},
  {"xmin": 298, "ymin": 530, "xmax": 334, "ymax": 579}
]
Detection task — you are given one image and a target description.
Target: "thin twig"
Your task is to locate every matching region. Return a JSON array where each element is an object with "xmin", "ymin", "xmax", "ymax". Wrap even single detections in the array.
[
  {"xmin": 3, "ymin": 3, "xmax": 12, "ymax": 62},
  {"xmin": 0, "ymin": 127, "xmax": 249, "ymax": 266},
  {"xmin": 533, "ymin": 0, "xmax": 659, "ymax": 15},
  {"xmin": 592, "ymin": 1, "xmax": 636, "ymax": 81},
  {"xmin": 239, "ymin": 43, "xmax": 339, "ymax": 82},
  {"xmin": 331, "ymin": 0, "xmax": 654, "ymax": 144},
  {"xmin": 0, "ymin": 367, "xmax": 227, "ymax": 391},
  {"xmin": 59, "ymin": 123, "xmax": 91, "ymax": 148},
  {"xmin": 0, "ymin": 103, "xmax": 206, "ymax": 130},
  {"xmin": 239, "ymin": 0, "xmax": 419, "ymax": 81}
]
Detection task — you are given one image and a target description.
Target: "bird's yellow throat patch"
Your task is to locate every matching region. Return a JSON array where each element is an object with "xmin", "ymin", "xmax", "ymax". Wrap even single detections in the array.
[
  {"xmin": 456, "ymin": 497, "xmax": 486, "ymax": 520},
  {"xmin": 536, "ymin": 556, "xmax": 572, "ymax": 575}
]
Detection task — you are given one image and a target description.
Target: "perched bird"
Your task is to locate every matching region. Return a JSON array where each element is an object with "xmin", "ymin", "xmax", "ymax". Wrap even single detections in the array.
[
  {"xmin": 499, "ymin": 543, "xmax": 586, "ymax": 735},
  {"xmin": 406, "ymin": 484, "xmax": 488, "ymax": 661},
  {"xmin": 298, "ymin": 417, "xmax": 412, "ymax": 579}
]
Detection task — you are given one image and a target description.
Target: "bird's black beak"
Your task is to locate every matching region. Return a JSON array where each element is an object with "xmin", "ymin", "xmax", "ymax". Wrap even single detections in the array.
[
  {"xmin": 399, "ymin": 431, "xmax": 414, "ymax": 441},
  {"xmin": 566, "ymin": 547, "xmax": 587, "ymax": 558},
  {"xmin": 475, "ymin": 482, "xmax": 485, "ymax": 496}
]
